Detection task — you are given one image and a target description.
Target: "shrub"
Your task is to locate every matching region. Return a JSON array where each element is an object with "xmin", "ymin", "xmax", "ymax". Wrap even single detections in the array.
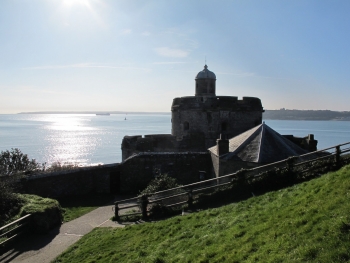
[
  {"xmin": 0, "ymin": 180, "xmax": 24, "ymax": 226},
  {"xmin": 19, "ymin": 194, "xmax": 63, "ymax": 233},
  {"xmin": 0, "ymin": 148, "xmax": 43, "ymax": 225},
  {"xmin": 0, "ymin": 148, "xmax": 42, "ymax": 176},
  {"xmin": 139, "ymin": 174, "xmax": 180, "ymax": 196},
  {"xmin": 45, "ymin": 161, "xmax": 80, "ymax": 173},
  {"xmin": 137, "ymin": 175, "xmax": 182, "ymax": 218}
]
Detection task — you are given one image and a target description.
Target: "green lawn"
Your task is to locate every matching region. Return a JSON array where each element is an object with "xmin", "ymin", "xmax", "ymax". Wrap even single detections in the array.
[
  {"xmin": 53, "ymin": 165, "xmax": 350, "ymax": 263},
  {"xmin": 57, "ymin": 194, "xmax": 114, "ymax": 222}
]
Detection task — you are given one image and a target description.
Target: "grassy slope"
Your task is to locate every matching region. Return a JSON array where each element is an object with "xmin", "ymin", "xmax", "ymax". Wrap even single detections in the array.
[{"xmin": 53, "ymin": 165, "xmax": 350, "ymax": 263}]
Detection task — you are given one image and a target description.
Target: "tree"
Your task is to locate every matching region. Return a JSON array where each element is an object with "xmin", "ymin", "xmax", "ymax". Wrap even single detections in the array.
[
  {"xmin": 0, "ymin": 148, "xmax": 42, "ymax": 176},
  {"xmin": 0, "ymin": 149, "xmax": 43, "ymax": 224}
]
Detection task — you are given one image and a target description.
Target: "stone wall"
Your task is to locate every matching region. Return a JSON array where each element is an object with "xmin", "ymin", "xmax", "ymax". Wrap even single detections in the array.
[
  {"xmin": 211, "ymin": 151, "xmax": 259, "ymax": 177},
  {"xmin": 121, "ymin": 133, "xmax": 206, "ymax": 161},
  {"xmin": 120, "ymin": 152, "xmax": 212, "ymax": 194},
  {"xmin": 21, "ymin": 164, "xmax": 121, "ymax": 198},
  {"xmin": 171, "ymin": 96, "xmax": 264, "ymax": 149}
]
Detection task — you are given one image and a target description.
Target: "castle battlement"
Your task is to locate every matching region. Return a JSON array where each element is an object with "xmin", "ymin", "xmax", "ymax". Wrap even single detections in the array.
[{"xmin": 122, "ymin": 64, "xmax": 264, "ymax": 160}]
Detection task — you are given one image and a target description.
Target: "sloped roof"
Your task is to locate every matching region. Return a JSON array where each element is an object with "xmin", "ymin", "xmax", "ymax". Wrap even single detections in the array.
[{"xmin": 208, "ymin": 123, "xmax": 308, "ymax": 163}]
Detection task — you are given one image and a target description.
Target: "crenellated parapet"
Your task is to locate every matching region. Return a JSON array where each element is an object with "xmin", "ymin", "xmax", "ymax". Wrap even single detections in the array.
[{"xmin": 171, "ymin": 96, "xmax": 264, "ymax": 149}]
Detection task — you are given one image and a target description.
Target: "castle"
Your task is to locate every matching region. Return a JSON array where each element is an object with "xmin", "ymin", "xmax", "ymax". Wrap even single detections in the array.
[
  {"xmin": 122, "ymin": 65, "xmax": 264, "ymax": 160},
  {"xmin": 21, "ymin": 65, "xmax": 318, "ymax": 197},
  {"xmin": 120, "ymin": 65, "xmax": 317, "ymax": 193}
]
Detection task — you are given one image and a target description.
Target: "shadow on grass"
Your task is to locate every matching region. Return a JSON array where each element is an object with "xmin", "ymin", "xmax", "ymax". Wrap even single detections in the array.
[{"xmin": 57, "ymin": 194, "xmax": 115, "ymax": 222}]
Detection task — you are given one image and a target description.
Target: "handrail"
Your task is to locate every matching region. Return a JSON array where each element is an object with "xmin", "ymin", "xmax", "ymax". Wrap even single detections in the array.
[
  {"xmin": 0, "ymin": 214, "xmax": 31, "ymax": 233},
  {"xmin": 114, "ymin": 141, "xmax": 350, "ymax": 220},
  {"xmin": 0, "ymin": 214, "xmax": 32, "ymax": 252}
]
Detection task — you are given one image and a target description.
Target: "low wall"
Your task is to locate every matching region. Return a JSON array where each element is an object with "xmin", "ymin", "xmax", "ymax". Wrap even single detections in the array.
[
  {"xmin": 120, "ymin": 152, "xmax": 213, "ymax": 194},
  {"xmin": 21, "ymin": 164, "xmax": 121, "ymax": 198}
]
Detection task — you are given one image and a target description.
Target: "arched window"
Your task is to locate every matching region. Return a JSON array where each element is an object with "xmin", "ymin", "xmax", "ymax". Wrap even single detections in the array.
[{"xmin": 184, "ymin": 121, "xmax": 189, "ymax": 131}]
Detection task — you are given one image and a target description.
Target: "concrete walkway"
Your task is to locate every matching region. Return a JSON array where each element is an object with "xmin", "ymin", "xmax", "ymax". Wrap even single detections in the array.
[{"xmin": 0, "ymin": 198, "xmax": 128, "ymax": 263}]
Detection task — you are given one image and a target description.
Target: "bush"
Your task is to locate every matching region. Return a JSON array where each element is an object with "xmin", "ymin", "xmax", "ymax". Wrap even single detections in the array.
[
  {"xmin": 19, "ymin": 194, "xmax": 63, "ymax": 233},
  {"xmin": 138, "ymin": 175, "xmax": 182, "ymax": 218},
  {"xmin": 139, "ymin": 174, "xmax": 180, "ymax": 196},
  {"xmin": 0, "ymin": 148, "xmax": 43, "ymax": 225},
  {"xmin": 0, "ymin": 148, "xmax": 42, "ymax": 176},
  {"xmin": 45, "ymin": 161, "xmax": 80, "ymax": 173},
  {"xmin": 0, "ymin": 182, "xmax": 24, "ymax": 226}
]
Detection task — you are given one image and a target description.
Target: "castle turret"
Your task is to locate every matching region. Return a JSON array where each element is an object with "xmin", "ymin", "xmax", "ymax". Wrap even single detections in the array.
[{"xmin": 195, "ymin": 65, "xmax": 216, "ymax": 97}]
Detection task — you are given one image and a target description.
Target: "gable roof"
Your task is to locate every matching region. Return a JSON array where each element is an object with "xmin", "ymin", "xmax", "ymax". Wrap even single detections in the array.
[{"xmin": 208, "ymin": 123, "xmax": 308, "ymax": 163}]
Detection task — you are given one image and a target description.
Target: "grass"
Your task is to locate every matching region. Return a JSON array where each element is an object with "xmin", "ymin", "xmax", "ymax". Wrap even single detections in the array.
[
  {"xmin": 57, "ymin": 194, "xmax": 115, "ymax": 222},
  {"xmin": 53, "ymin": 165, "xmax": 350, "ymax": 263}
]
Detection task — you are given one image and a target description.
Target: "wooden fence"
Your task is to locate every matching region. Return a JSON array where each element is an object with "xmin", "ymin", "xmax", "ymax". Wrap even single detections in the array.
[
  {"xmin": 114, "ymin": 142, "xmax": 350, "ymax": 221},
  {"xmin": 0, "ymin": 214, "xmax": 32, "ymax": 254}
]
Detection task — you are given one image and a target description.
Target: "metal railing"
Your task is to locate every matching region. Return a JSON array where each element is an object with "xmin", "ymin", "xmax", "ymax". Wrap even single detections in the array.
[
  {"xmin": 0, "ymin": 214, "xmax": 32, "ymax": 253},
  {"xmin": 114, "ymin": 142, "xmax": 350, "ymax": 221}
]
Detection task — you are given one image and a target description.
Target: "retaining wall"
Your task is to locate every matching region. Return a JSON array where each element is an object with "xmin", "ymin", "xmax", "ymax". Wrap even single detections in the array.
[{"xmin": 21, "ymin": 163, "xmax": 121, "ymax": 198}]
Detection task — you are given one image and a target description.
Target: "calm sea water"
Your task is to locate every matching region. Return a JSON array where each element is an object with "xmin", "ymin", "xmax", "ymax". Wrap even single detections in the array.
[{"xmin": 0, "ymin": 114, "xmax": 350, "ymax": 166}]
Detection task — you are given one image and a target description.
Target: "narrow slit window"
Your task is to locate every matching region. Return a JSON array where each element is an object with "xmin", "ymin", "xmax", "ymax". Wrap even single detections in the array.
[
  {"xmin": 221, "ymin": 122, "xmax": 228, "ymax": 131},
  {"xmin": 184, "ymin": 121, "xmax": 189, "ymax": 131}
]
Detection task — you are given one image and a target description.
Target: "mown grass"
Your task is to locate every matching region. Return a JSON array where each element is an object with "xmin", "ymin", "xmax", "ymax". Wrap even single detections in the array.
[
  {"xmin": 53, "ymin": 165, "xmax": 350, "ymax": 263},
  {"xmin": 57, "ymin": 194, "xmax": 114, "ymax": 222}
]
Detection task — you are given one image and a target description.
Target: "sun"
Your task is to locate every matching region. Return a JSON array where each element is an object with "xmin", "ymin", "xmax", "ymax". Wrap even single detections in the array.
[{"xmin": 62, "ymin": 0, "xmax": 92, "ymax": 9}]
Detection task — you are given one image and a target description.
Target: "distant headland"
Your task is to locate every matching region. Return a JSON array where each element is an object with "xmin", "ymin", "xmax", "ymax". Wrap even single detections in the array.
[
  {"xmin": 17, "ymin": 111, "xmax": 169, "ymax": 115},
  {"xmin": 263, "ymin": 109, "xmax": 350, "ymax": 121},
  {"xmin": 17, "ymin": 109, "xmax": 350, "ymax": 120}
]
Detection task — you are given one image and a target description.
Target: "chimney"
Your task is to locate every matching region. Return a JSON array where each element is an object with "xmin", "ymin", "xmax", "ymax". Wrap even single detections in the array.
[{"xmin": 217, "ymin": 134, "xmax": 229, "ymax": 156}]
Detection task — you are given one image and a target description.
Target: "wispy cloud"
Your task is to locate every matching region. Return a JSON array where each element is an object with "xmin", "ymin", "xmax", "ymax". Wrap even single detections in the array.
[
  {"xmin": 154, "ymin": 47, "xmax": 189, "ymax": 58},
  {"xmin": 217, "ymin": 71, "xmax": 302, "ymax": 81},
  {"xmin": 22, "ymin": 63, "xmax": 150, "ymax": 71},
  {"xmin": 216, "ymin": 71, "xmax": 256, "ymax": 77},
  {"xmin": 14, "ymin": 86, "xmax": 73, "ymax": 96},
  {"xmin": 141, "ymin": 31, "xmax": 150, "ymax": 36},
  {"xmin": 153, "ymin": 62, "xmax": 189, "ymax": 65},
  {"xmin": 23, "ymin": 63, "xmax": 91, "ymax": 70},
  {"xmin": 121, "ymin": 29, "xmax": 132, "ymax": 35}
]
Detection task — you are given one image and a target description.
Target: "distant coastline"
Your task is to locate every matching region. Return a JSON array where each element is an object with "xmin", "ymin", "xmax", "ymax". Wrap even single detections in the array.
[
  {"xmin": 17, "ymin": 111, "xmax": 170, "ymax": 115},
  {"xmin": 263, "ymin": 109, "xmax": 350, "ymax": 121},
  {"xmin": 16, "ymin": 109, "xmax": 350, "ymax": 120}
]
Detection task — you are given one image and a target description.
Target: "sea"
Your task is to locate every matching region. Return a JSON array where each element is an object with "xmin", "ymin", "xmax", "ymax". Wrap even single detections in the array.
[{"xmin": 1, "ymin": 113, "xmax": 350, "ymax": 166}]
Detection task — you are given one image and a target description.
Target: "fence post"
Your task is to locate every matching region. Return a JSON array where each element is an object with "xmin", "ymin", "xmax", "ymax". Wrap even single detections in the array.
[
  {"xmin": 187, "ymin": 189, "xmax": 193, "ymax": 210},
  {"xmin": 140, "ymin": 195, "xmax": 149, "ymax": 220},
  {"xmin": 335, "ymin": 145, "xmax": 341, "ymax": 167},
  {"xmin": 114, "ymin": 202, "xmax": 119, "ymax": 221},
  {"xmin": 236, "ymin": 169, "xmax": 246, "ymax": 185},
  {"xmin": 286, "ymin": 157, "xmax": 296, "ymax": 172}
]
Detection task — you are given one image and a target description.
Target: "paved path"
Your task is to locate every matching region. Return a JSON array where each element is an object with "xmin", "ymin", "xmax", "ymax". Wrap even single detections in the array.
[{"xmin": 0, "ymin": 197, "xmax": 128, "ymax": 263}]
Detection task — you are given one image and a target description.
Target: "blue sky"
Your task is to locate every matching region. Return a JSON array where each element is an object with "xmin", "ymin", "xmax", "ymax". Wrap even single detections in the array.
[{"xmin": 1, "ymin": 0, "xmax": 350, "ymax": 113}]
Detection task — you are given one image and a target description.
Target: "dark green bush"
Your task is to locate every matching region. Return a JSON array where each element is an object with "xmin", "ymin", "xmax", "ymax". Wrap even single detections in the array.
[
  {"xmin": 19, "ymin": 194, "xmax": 63, "ymax": 233},
  {"xmin": 139, "ymin": 174, "xmax": 180, "ymax": 196},
  {"xmin": 45, "ymin": 161, "xmax": 80, "ymax": 173},
  {"xmin": 0, "ymin": 148, "xmax": 42, "ymax": 176}
]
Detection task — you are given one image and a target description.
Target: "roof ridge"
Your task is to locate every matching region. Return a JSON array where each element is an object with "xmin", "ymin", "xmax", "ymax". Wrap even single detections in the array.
[
  {"xmin": 265, "ymin": 125, "xmax": 306, "ymax": 155},
  {"xmin": 256, "ymin": 123, "xmax": 265, "ymax": 162},
  {"xmin": 230, "ymin": 124, "xmax": 262, "ymax": 156}
]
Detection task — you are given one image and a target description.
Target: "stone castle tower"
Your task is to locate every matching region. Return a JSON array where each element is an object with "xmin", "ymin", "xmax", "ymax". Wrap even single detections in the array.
[
  {"xmin": 171, "ymin": 64, "xmax": 264, "ymax": 149},
  {"xmin": 122, "ymin": 64, "xmax": 264, "ymax": 160}
]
